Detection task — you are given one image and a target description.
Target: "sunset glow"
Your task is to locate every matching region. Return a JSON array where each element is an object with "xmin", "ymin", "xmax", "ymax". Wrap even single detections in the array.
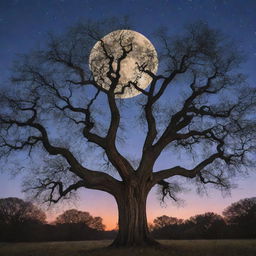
[{"xmin": 24, "ymin": 178, "xmax": 256, "ymax": 231}]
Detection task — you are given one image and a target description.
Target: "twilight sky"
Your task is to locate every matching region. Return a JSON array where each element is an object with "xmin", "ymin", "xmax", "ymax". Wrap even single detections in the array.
[{"xmin": 0, "ymin": 0, "xmax": 256, "ymax": 230}]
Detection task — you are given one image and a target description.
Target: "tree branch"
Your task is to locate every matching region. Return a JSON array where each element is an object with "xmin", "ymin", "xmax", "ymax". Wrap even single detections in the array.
[{"xmin": 0, "ymin": 115, "xmax": 121, "ymax": 195}]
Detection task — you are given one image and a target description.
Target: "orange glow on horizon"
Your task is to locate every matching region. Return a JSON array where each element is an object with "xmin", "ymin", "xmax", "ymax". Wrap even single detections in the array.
[
  {"xmin": 44, "ymin": 177, "xmax": 256, "ymax": 231},
  {"xmin": 45, "ymin": 203, "xmax": 226, "ymax": 231},
  {"xmin": 46, "ymin": 214, "xmax": 118, "ymax": 231},
  {"xmin": 46, "ymin": 209, "xmax": 223, "ymax": 231}
]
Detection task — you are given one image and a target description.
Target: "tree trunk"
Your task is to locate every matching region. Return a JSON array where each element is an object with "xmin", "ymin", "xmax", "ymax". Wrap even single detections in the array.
[{"xmin": 110, "ymin": 181, "xmax": 158, "ymax": 247}]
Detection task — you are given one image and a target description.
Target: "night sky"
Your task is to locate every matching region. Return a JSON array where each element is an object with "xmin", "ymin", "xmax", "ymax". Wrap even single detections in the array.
[{"xmin": 0, "ymin": 0, "xmax": 256, "ymax": 229}]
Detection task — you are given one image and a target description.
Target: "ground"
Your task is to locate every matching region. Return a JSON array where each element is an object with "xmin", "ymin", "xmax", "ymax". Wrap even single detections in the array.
[{"xmin": 0, "ymin": 240, "xmax": 255, "ymax": 256}]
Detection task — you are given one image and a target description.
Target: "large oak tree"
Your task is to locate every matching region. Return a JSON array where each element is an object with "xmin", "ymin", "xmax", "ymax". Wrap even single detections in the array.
[{"xmin": 0, "ymin": 19, "xmax": 256, "ymax": 246}]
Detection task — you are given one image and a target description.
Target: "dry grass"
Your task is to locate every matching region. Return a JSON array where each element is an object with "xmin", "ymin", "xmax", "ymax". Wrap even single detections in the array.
[{"xmin": 0, "ymin": 239, "xmax": 255, "ymax": 256}]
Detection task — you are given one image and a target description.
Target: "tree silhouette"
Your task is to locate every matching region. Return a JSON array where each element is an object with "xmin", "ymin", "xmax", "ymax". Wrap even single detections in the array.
[
  {"xmin": 223, "ymin": 197, "xmax": 256, "ymax": 224},
  {"xmin": 223, "ymin": 197, "xmax": 256, "ymax": 238},
  {"xmin": 0, "ymin": 18, "xmax": 256, "ymax": 246},
  {"xmin": 56, "ymin": 209, "xmax": 105, "ymax": 230},
  {"xmin": 186, "ymin": 212, "xmax": 226, "ymax": 239},
  {"xmin": 0, "ymin": 197, "xmax": 46, "ymax": 242},
  {"xmin": 152, "ymin": 212, "xmax": 226, "ymax": 239},
  {"xmin": 0, "ymin": 197, "xmax": 46, "ymax": 225},
  {"xmin": 153, "ymin": 215, "xmax": 183, "ymax": 229}
]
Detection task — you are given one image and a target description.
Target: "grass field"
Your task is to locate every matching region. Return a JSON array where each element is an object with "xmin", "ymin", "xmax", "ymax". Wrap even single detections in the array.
[{"xmin": 0, "ymin": 240, "xmax": 255, "ymax": 256}]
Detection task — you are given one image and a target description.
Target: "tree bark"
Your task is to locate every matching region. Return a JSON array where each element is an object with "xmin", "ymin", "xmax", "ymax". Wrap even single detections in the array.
[{"xmin": 110, "ymin": 181, "xmax": 158, "ymax": 247}]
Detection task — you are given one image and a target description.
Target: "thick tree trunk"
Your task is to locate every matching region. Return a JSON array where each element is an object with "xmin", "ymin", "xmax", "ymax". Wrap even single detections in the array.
[{"xmin": 110, "ymin": 181, "xmax": 158, "ymax": 247}]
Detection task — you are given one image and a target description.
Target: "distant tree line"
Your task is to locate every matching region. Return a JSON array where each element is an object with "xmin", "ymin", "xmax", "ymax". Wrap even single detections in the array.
[
  {"xmin": 0, "ymin": 198, "xmax": 116, "ymax": 242},
  {"xmin": 0, "ymin": 197, "xmax": 255, "ymax": 242},
  {"xmin": 151, "ymin": 197, "xmax": 256, "ymax": 239}
]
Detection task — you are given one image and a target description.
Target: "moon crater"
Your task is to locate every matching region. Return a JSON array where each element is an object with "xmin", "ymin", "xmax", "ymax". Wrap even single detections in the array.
[{"xmin": 89, "ymin": 30, "xmax": 158, "ymax": 98}]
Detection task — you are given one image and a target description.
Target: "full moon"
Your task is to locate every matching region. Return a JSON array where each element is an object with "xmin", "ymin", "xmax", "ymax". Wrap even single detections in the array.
[{"xmin": 89, "ymin": 30, "xmax": 158, "ymax": 98}]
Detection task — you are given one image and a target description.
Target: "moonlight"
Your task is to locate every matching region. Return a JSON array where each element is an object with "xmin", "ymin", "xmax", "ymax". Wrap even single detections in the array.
[{"xmin": 89, "ymin": 30, "xmax": 158, "ymax": 98}]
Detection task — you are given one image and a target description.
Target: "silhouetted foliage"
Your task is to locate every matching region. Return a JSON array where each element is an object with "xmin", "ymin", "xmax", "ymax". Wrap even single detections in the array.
[
  {"xmin": 152, "ymin": 213, "xmax": 226, "ymax": 239},
  {"xmin": 0, "ymin": 197, "xmax": 46, "ymax": 225},
  {"xmin": 153, "ymin": 215, "xmax": 183, "ymax": 229},
  {"xmin": 184, "ymin": 212, "xmax": 226, "ymax": 239},
  {"xmin": 151, "ymin": 198, "xmax": 256, "ymax": 239},
  {"xmin": 1, "ymin": 197, "xmax": 256, "ymax": 242},
  {"xmin": 56, "ymin": 209, "xmax": 105, "ymax": 230},
  {"xmin": 223, "ymin": 197, "xmax": 256, "ymax": 238},
  {"xmin": 0, "ymin": 197, "xmax": 46, "ymax": 242},
  {"xmin": 0, "ymin": 197, "xmax": 114, "ymax": 242}
]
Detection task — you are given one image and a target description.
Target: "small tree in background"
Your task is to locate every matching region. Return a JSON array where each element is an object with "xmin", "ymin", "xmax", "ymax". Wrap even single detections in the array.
[
  {"xmin": 0, "ymin": 197, "xmax": 46, "ymax": 242},
  {"xmin": 186, "ymin": 212, "xmax": 226, "ymax": 238},
  {"xmin": 0, "ymin": 197, "xmax": 46, "ymax": 225},
  {"xmin": 56, "ymin": 209, "xmax": 105, "ymax": 230},
  {"xmin": 223, "ymin": 197, "xmax": 256, "ymax": 238},
  {"xmin": 153, "ymin": 215, "xmax": 183, "ymax": 229}
]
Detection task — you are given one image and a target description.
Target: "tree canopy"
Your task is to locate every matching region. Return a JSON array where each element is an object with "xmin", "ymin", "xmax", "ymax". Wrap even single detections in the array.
[
  {"xmin": 0, "ymin": 197, "xmax": 46, "ymax": 225},
  {"xmin": 153, "ymin": 215, "xmax": 183, "ymax": 229},
  {"xmin": 56, "ymin": 209, "xmax": 105, "ymax": 230},
  {"xmin": 223, "ymin": 197, "xmax": 256, "ymax": 224}
]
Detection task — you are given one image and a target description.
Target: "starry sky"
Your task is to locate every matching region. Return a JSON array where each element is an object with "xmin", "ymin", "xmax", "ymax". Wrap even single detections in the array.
[{"xmin": 0, "ymin": 0, "xmax": 256, "ymax": 229}]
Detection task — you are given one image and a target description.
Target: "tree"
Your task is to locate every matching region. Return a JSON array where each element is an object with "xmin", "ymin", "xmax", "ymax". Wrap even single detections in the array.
[
  {"xmin": 152, "ymin": 212, "xmax": 226, "ymax": 239},
  {"xmin": 152, "ymin": 215, "xmax": 184, "ymax": 239},
  {"xmin": 223, "ymin": 197, "xmax": 256, "ymax": 225},
  {"xmin": 0, "ymin": 197, "xmax": 46, "ymax": 225},
  {"xmin": 0, "ymin": 19, "xmax": 256, "ymax": 246},
  {"xmin": 56, "ymin": 209, "xmax": 105, "ymax": 230},
  {"xmin": 223, "ymin": 197, "xmax": 256, "ymax": 238},
  {"xmin": 0, "ymin": 197, "xmax": 46, "ymax": 242},
  {"xmin": 186, "ymin": 212, "xmax": 226, "ymax": 238},
  {"xmin": 153, "ymin": 215, "xmax": 183, "ymax": 229}
]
